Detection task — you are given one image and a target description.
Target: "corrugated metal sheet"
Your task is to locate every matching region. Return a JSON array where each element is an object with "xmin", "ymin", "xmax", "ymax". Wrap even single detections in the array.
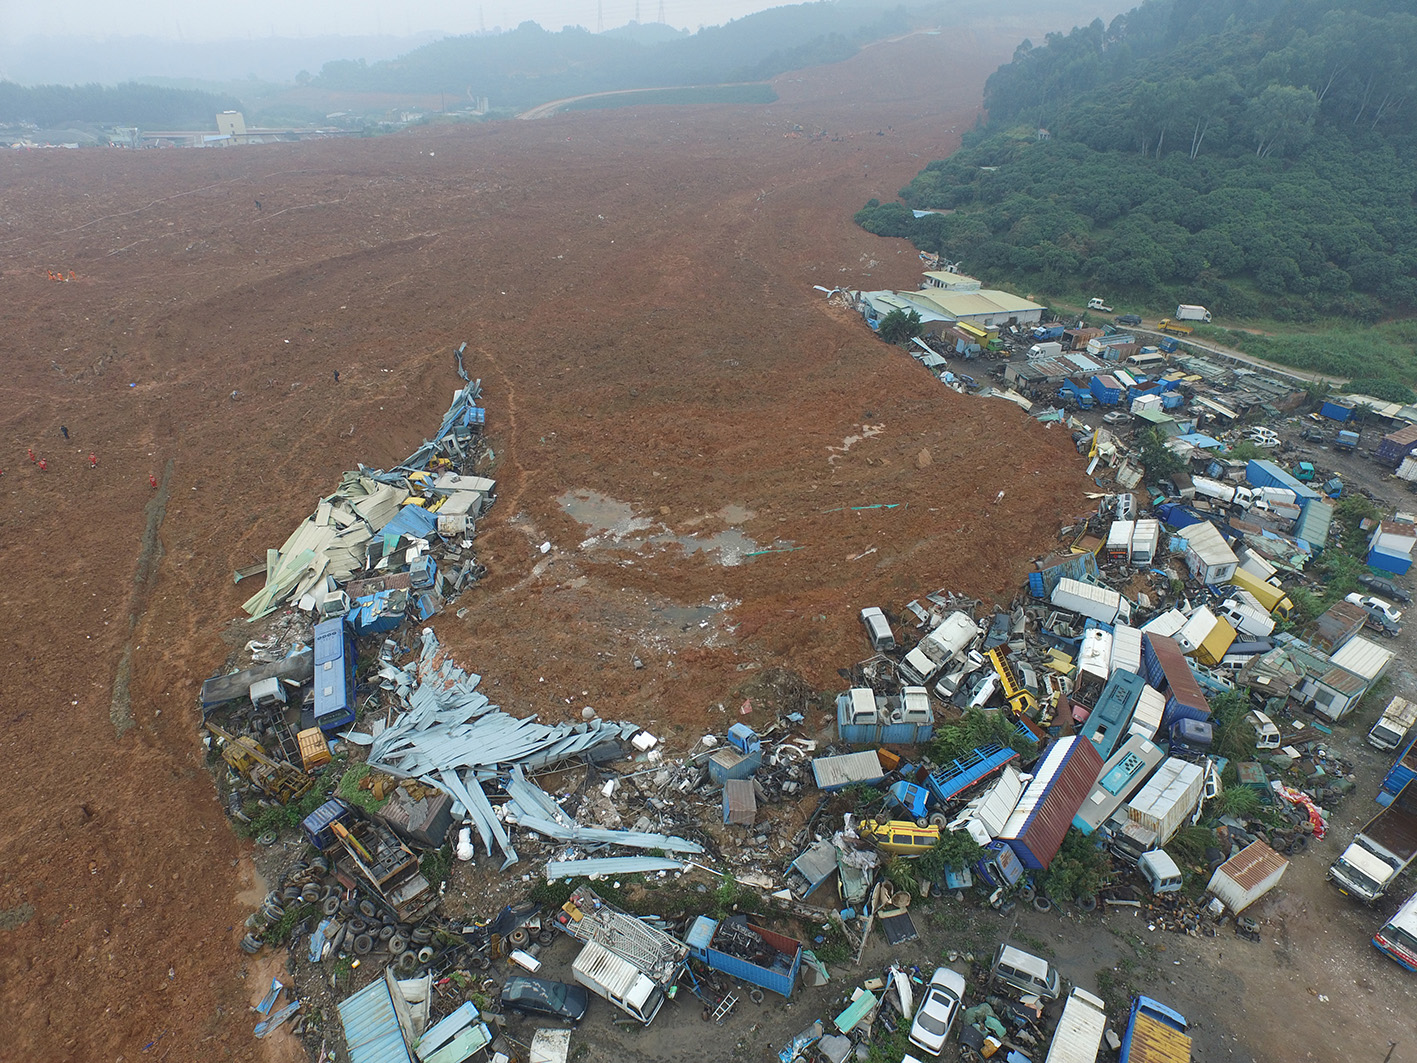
[
  {"xmin": 545, "ymin": 856, "xmax": 688, "ymax": 879},
  {"xmin": 1330, "ymin": 636, "xmax": 1395, "ymax": 682},
  {"xmin": 812, "ymin": 751, "xmax": 885, "ymax": 791},
  {"xmin": 723, "ymin": 779, "xmax": 756, "ymax": 826},
  {"xmin": 337, "ymin": 975, "xmax": 414, "ymax": 1063}
]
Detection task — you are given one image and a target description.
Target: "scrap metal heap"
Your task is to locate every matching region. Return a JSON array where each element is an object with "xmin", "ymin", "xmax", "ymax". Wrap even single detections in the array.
[{"xmin": 555, "ymin": 885, "xmax": 688, "ymax": 987}]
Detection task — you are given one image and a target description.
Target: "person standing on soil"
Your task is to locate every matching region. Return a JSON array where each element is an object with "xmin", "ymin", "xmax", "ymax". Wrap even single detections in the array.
[
  {"xmin": 149, "ymin": 473, "xmax": 158, "ymax": 489},
  {"xmin": 60, "ymin": 426, "xmax": 69, "ymax": 439},
  {"xmin": 333, "ymin": 369, "xmax": 340, "ymax": 383}
]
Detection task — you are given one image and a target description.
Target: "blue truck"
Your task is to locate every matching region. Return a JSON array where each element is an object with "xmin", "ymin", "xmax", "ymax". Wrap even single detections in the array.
[
  {"xmin": 686, "ymin": 916, "xmax": 804, "ymax": 998},
  {"xmin": 924, "ymin": 744, "xmax": 1020, "ymax": 808},
  {"xmin": 1119, "ymin": 995, "xmax": 1191, "ymax": 1063},
  {"xmin": 1033, "ymin": 324, "xmax": 1066, "ymax": 342}
]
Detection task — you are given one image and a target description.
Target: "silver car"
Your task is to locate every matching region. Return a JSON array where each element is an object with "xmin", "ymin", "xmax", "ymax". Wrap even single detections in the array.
[{"xmin": 908, "ymin": 966, "xmax": 966, "ymax": 1056}]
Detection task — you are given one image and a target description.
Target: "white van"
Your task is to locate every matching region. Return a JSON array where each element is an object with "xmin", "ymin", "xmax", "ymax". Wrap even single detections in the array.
[
  {"xmin": 1217, "ymin": 597, "xmax": 1274, "ymax": 639},
  {"xmin": 860, "ymin": 607, "xmax": 896, "ymax": 652},
  {"xmin": 990, "ymin": 944, "xmax": 1062, "ymax": 1002}
]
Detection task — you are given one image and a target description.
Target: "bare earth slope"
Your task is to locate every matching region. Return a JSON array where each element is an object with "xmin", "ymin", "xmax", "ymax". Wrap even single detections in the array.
[{"xmin": 1, "ymin": 19, "xmax": 1335, "ymax": 1063}]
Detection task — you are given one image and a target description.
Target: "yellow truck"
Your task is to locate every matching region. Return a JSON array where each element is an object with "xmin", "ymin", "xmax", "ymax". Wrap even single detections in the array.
[
  {"xmin": 1229, "ymin": 568, "xmax": 1293, "ymax": 618},
  {"xmin": 1156, "ymin": 319, "xmax": 1193, "ymax": 336}
]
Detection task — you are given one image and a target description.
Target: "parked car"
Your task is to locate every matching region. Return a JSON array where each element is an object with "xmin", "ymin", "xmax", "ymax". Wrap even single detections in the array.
[
  {"xmin": 908, "ymin": 967, "xmax": 966, "ymax": 1056},
  {"xmin": 1359, "ymin": 574, "xmax": 1412, "ymax": 604},
  {"xmin": 1247, "ymin": 426, "xmax": 1280, "ymax": 448},
  {"xmin": 1115, "ymin": 313, "xmax": 1142, "ymax": 327},
  {"xmin": 500, "ymin": 976, "xmax": 589, "ymax": 1023},
  {"xmin": 1300, "ymin": 425, "xmax": 1326, "ymax": 443},
  {"xmin": 1101, "ymin": 411, "xmax": 1129, "ymax": 425},
  {"xmin": 989, "ymin": 944, "xmax": 1062, "ymax": 1002},
  {"xmin": 1345, "ymin": 592, "xmax": 1403, "ymax": 625}
]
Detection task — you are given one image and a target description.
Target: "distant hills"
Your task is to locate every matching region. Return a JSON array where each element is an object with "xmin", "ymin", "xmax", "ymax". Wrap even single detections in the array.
[{"xmin": 856, "ymin": 0, "xmax": 1417, "ymax": 327}]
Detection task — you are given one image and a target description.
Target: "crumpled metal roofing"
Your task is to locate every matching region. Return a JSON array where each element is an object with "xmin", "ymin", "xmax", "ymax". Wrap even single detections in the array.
[
  {"xmin": 545, "ymin": 856, "xmax": 689, "ymax": 880},
  {"xmin": 503, "ymin": 766, "xmax": 704, "ymax": 855},
  {"xmin": 345, "ymin": 631, "xmax": 649, "ymax": 869},
  {"xmin": 337, "ymin": 972, "xmax": 414, "ymax": 1063}
]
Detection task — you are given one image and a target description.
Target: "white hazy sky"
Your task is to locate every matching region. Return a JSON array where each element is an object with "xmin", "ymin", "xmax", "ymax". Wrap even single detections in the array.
[{"xmin": 2, "ymin": 0, "xmax": 792, "ymax": 40}]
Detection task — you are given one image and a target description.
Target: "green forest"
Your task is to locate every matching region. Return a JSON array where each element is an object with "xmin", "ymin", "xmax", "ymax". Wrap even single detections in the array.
[
  {"xmin": 856, "ymin": 0, "xmax": 1417, "ymax": 333},
  {"xmin": 313, "ymin": 4, "xmax": 912, "ymax": 107},
  {"xmin": 0, "ymin": 81, "xmax": 241, "ymax": 129}
]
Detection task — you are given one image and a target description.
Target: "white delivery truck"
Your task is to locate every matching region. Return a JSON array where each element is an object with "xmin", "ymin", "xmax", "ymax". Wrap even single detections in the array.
[
  {"xmin": 1051, "ymin": 577, "xmax": 1131, "ymax": 625},
  {"xmin": 1029, "ymin": 341, "xmax": 1064, "ymax": 359},
  {"xmin": 899, "ymin": 610, "xmax": 981, "ymax": 687},
  {"xmin": 1175, "ymin": 304, "xmax": 1211, "ymax": 323},
  {"xmin": 1369, "ymin": 697, "xmax": 1417, "ymax": 751},
  {"xmin": 572, "ymin": 941, "xmax": 668, "ymax": 1025}
]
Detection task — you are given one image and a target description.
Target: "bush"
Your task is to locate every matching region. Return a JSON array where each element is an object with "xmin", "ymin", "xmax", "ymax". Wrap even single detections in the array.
[{"xmin": 1040, "ymin": 831, "xmax": 1106, "ymax": 903}]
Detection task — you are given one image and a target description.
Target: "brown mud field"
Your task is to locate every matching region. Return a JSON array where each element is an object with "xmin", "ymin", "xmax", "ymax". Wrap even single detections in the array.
[{"xmin": 3, "ymin": 10, "xmax": 1412, "ymax": 1063}]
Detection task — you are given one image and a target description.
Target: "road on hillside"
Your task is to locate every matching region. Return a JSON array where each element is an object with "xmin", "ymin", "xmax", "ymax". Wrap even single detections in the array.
[{"xmin": 516, "ymin": 82, "xmax": 764, "ymax": 119}]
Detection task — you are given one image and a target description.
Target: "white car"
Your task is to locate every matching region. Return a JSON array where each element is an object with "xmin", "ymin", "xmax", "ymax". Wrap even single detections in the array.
[
  {"xmin": 908, "ymin": 967, "xmax": 966, "ymax": 1056},
  {"xmin": 1346, "ymin": 592, "xmax": 1403, "ymax": 625},
  {"xmin": 1247, "ymin": 426, "xmax": 1280, "ymax": 448}
]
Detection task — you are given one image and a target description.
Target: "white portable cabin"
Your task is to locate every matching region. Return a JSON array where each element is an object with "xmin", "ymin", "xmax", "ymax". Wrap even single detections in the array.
[
  {"xmin": 1182, "ymin": 522, "xmax": 1238, "ymax": 584},
  {"xmin": 1126, "ymin": 758, "xmax": 1204, "ymax": 845}
]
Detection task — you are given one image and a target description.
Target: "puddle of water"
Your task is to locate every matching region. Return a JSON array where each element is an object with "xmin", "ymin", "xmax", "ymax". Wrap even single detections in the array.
[
  {"xmin": 650, "ymin": 527, "xmax": 760, "ymax": 567},
  {"xmin": 559, "ymin": 489, "xmax": 654, "ymax": 539}
]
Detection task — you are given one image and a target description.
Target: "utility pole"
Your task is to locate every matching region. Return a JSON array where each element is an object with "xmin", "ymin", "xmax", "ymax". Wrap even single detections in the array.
[
  {"xmin": 597, "ymin": 0, "xmax": 603, "ymax": 33},
  {"xmin": 658, "ymin": 0, "xmax": 665, "ymax": 23}
]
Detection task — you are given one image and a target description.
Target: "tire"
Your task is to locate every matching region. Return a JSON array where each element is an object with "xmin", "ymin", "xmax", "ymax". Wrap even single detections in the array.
[
  {"xmin": 388, "ymin": 936, "xmax": 407, "ymax": 955},
  {"xmin": 353, "ymin": 934, "xmax": 374, "ymax": 956},
  {"xmin": 339, "ymin": 899, "xmax": 356, "ymax": 917},
  {"xmin": 1018, "ymin": 886, "xmax": 1036, "ymax": 904},
  {"xmin": 748, "ymin": 988, "xmax": 765, "ymax": 1005},
  {"xmin": 396, "ymin": 950, "xmax": 419, "ymax": 973},
  {"xmin": 474, "ymin": 954, "xmax": 491, "ymax": 970},
  {"xmin": 537, "ymin": 928, "xmax": 557, "ymax": 945},
  {"xmin": 417, "ymin": 946, "xmax": 435, "ymax": 964},
  {"xmin": 239, "ymin": 934, "xmax": 264, "ymax": 955},
  {"xmin": 1033, "ymin": 896, "xmax": 1053, "ymax": 913},
  {"xmin": 508, "ymin": 927, "xmax": 531, "ymax": 949},
  {"xmin": 378, "ymin": 925, "xmax": 395, "ymax": 943},
  {"xmin": 301, "ymin": 884, "xmax": 321, "ymax": 903},
  {"xmin": 257, "ymin": 831, "xmax": 279, "ymax": 847},
  {"xmin": 1290, "ymin": 835, "xmax": 1309, "ymax": 852},
  {"xmin": 928, "ymin": 813, "xmax": 948, "ymax": 828},
  {"xmin": 348, "ymin": 918, "xmax": 368, "ymax": 935},
  {"xmin": 358, "ymin": 900, "xmax": 377, "ymax": 919},
  {"xmin": 281, "ymin": 886, "xmax": 301, "ymax": 903},
  {"xmin": 412, "ymin": 927, "xmax": 434, "ymax": 945},
  {"xmin": 322, "ymin": 897, "xmax": 340, "ymax": 917},
  {"xmin": 1078, "ymin": 895, "xmax": 1098, "ymax": 913}
]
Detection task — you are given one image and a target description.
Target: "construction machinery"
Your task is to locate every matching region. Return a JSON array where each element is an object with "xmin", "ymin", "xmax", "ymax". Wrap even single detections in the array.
[{"xmin": 207, "ymin": 721, "xmax": 313, "ymax": 804}]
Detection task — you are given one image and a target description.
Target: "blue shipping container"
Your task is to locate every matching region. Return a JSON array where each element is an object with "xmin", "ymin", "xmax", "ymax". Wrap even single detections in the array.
[
  {"xmin": 1320, "ymin": 401, "xmax": 1353, "ymax": 422},
  {"xmin": 686, "ymin": 916, "xmax": 803, "ymax": 997},
  {"xmin": 1246, "ymin": 459, "xmax": 1320, "ymax": 500},
  {"xmin": 1368, "ymin": 547, "xmax": 1413, "ymax": 576}
]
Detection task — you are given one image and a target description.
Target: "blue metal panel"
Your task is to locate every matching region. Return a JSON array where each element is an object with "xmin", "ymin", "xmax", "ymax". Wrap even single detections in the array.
[
  {"xmin": 337, "ymin": 975, "xmax": 415, "ymax": 1063},
  {"xmin": 1080, "ymin": 671, "xmax": 1145, "ymax": 761},
  {"xmin": 1368, "ymin": 548, "xmax": 1412, "ymax": 575},
  {"xmin": 686, "ymin": 915, "xmax": 716, "ymax": 953},
  {"xmin": 302, "ymin": 798, "xmax": 351, "ymax": 850},
  {"xmin": 380, "ymin": 505, "xmax": 440, "ymax": 540},
  {"xmin": 1320, "ymin": 401, "xmax": 1353, "ymax": 422}
]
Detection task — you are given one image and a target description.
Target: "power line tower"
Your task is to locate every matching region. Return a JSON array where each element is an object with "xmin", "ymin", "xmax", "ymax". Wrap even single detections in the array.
[
  {"xmin": 635, "ymin": 0, "xmax": 641, "ymax": 22},
  {"xmin": 658, "ymin": 0, "xmax": 665, "ymax": 23},
  {"xmin": 597, "ymin": 0, "xmax": 603, "ymax": 32}
]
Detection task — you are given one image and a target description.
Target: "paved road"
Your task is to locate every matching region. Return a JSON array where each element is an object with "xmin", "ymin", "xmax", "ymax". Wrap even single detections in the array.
[
  {"xmin": 516, "ymin": 82, "xmax": 763, "ymax": 119},
  {"xmin": 1126, "ymin": 324, "xmax": 1349, "ymax": 387}
]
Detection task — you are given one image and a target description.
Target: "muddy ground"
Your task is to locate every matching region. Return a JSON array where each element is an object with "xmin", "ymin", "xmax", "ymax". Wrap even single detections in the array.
[{"xmin": 2, "ymin": 6, "xmax": 1416, "ymax": 1063}]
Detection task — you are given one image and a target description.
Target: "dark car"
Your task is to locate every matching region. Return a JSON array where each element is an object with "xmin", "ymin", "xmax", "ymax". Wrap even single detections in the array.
[
  {"xmin": 1115, "ymin": 313, "xmax": 1142, "ymax": 327},
  {"xmin": 500, "ymin": 976, "xmax": 589, "ymax": 1023},
  {"xmin": 1359, "ymin": 573, "xmax": 1412, "ymax": 604}
]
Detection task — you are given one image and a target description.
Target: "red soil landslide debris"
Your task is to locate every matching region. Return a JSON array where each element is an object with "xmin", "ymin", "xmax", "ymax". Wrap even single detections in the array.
[{"xmin": 0, "ymin": 24, "xmax": 1091, "ymax": 1063}]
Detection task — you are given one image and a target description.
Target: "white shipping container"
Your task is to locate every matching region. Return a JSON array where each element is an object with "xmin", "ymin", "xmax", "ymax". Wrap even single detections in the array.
[
  {"xmin": 1397, "ymin": 455, "xmax": 1417, "ymax": 482},
  {"xmin": 1128, "ymin": 685, "xmax": 1166, "ymax": 741},
  {"xmin": 1175, "ymin": 606, "xmax": 1219, "ymax": 655},
  {"xmin": 1109, "ymin": 625, "xmax": 1143, "ymax": 677},
  {"xmin": 1206, "ymin": 841, "xmax": 1288, "ymax": 913},
  {"xmin": 1140, "ymin": 608, "xmax": 1187, "ymax": 639},
  {"xmin": 1051, "ymin": 577, "xmax": 1131, "ymax": 625},
  {"xmin": 949, "ymin": 764, "xmax": 1025, "ymax": 843},
  {"xmin": 1126, "ymin": 758, "xmax": 1204, "ymax": 844},
  {"xmin": 1183, "ymin": 522, "xmax": 1238, "ymax": 584}
]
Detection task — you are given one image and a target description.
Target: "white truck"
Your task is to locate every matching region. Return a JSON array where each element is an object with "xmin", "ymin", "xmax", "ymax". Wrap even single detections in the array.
[
  {"xmin": 1051, "ymin": 577, "xmax": 1131, "ymax": 625},
  {"xmin": 1369, "ymin": 697, "xmax": 1417, "ymax": 752},
  {"xmin": 1043, "ymin": 986, "xmax": 1109, "ymax": 1063},
  {"xmin": 1216, "ymin": 595, "xmax": 1275, "ymax": 638},
  {"xmin": 1191, "ymin": 476, "xmax": 1253, "ymax": 509},
  {"xmin": 1328, "ymin": 783, "xmax": 1417, "ymax": 904},
  {"xmin": 899, "ymin": 610, "xmax": 981, "ymax": 687},
  {"xmin": 556, "ymin": 885, "xmax": 686, "ymax": 1025},
  {"xmin": 1029, "ymin": 341, "xmax": 1064, "ymax": 359},
  {"xmin": 1086, "ymin": 298, "xmax": 1113, "ymax": 313},
  {"xmin": 1175, "ymin": 304, "xmax": 1211, "ymax": 323},
  {"xmin": 572, "ymin": 942, "xmax": 668, "ymax": 1025}
]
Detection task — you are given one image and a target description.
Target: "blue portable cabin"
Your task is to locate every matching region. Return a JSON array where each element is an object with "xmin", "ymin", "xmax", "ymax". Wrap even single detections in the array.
[
  {"xmin": 1319, "ymin": 400, "xmax": 1353, "ymax": 422},
  {"xmin": 313, "ymin": 616, "xmax": 357, "ymax": 732},
  {"xmin": 302, "ymin": 797, "xmax": 354, "ymax": 851},
  {"xmin": 836, "ymin": 689, "xmax": 882, "ymax": 745},
  {"xmin": 350, "ymin": 589, "xmax": 407, "ymax": 635},
  {"xmin": 924, "ymin": 744, "xmax": 1020, "ymax": 808},
  {"xmin": 1089, "ymin": 374, "xmax": 1123, "ymax": 406},
  {"xmin": 1028, "ymin": 551, "xmax": 1101, "ymax": 600},
  {"xmin": 881, "ymin": 687, "xmax": 934, "ymax": 744},
  {"xmin": 1246, "ymin": 460, "xmax": 1320, "ymax": 501},
  {"xmin": 709, "ymin": 727, "xmax": 763, "ymax": 785},
  {"xmin": 1079, "ymin": 670, "xmax": 1145, "ymax": 762}
]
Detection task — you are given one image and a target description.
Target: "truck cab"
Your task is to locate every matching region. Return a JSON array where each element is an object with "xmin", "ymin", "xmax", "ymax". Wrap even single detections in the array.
[
  {"xmin": 1087, "ymin": 298, "xmax": 1113, "ymax": 312},
  {"xmin": 1137, "ymin": 849, "xmax": 1184, "ymax": 894}
]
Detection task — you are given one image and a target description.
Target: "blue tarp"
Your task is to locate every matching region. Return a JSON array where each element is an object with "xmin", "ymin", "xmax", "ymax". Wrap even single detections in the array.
[{"xmin": 380, "ymin": 505, "xmax": 439, "ymax": 540}]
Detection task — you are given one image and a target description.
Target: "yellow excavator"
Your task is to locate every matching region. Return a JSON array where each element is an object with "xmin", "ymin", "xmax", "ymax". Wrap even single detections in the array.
[{"xmin": 207, "ymin": 721, "xmax": 313, "ymax": 804}]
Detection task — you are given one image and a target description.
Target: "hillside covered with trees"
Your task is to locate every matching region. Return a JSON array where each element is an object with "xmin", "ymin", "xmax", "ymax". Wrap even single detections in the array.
[
  {"xmin": 856, "ymin": 0, "xmax": 1417, "ymax": 327},
  {"xmin": 314, "ymin": 4, "xmax": 913, "ymax": 107},
  {"xmin": 0, "ymin": 81, "xmax": 242, "ymax": 129}
]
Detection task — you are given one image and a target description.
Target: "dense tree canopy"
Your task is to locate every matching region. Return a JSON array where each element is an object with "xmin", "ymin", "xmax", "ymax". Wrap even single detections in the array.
[
  {"xmin": 0, "ymin": 81, "xmax": 240, "ymax": 129},
  {"xmin": 856, "ymin": 0, "xmax": 1417, "ymax": 324}
]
